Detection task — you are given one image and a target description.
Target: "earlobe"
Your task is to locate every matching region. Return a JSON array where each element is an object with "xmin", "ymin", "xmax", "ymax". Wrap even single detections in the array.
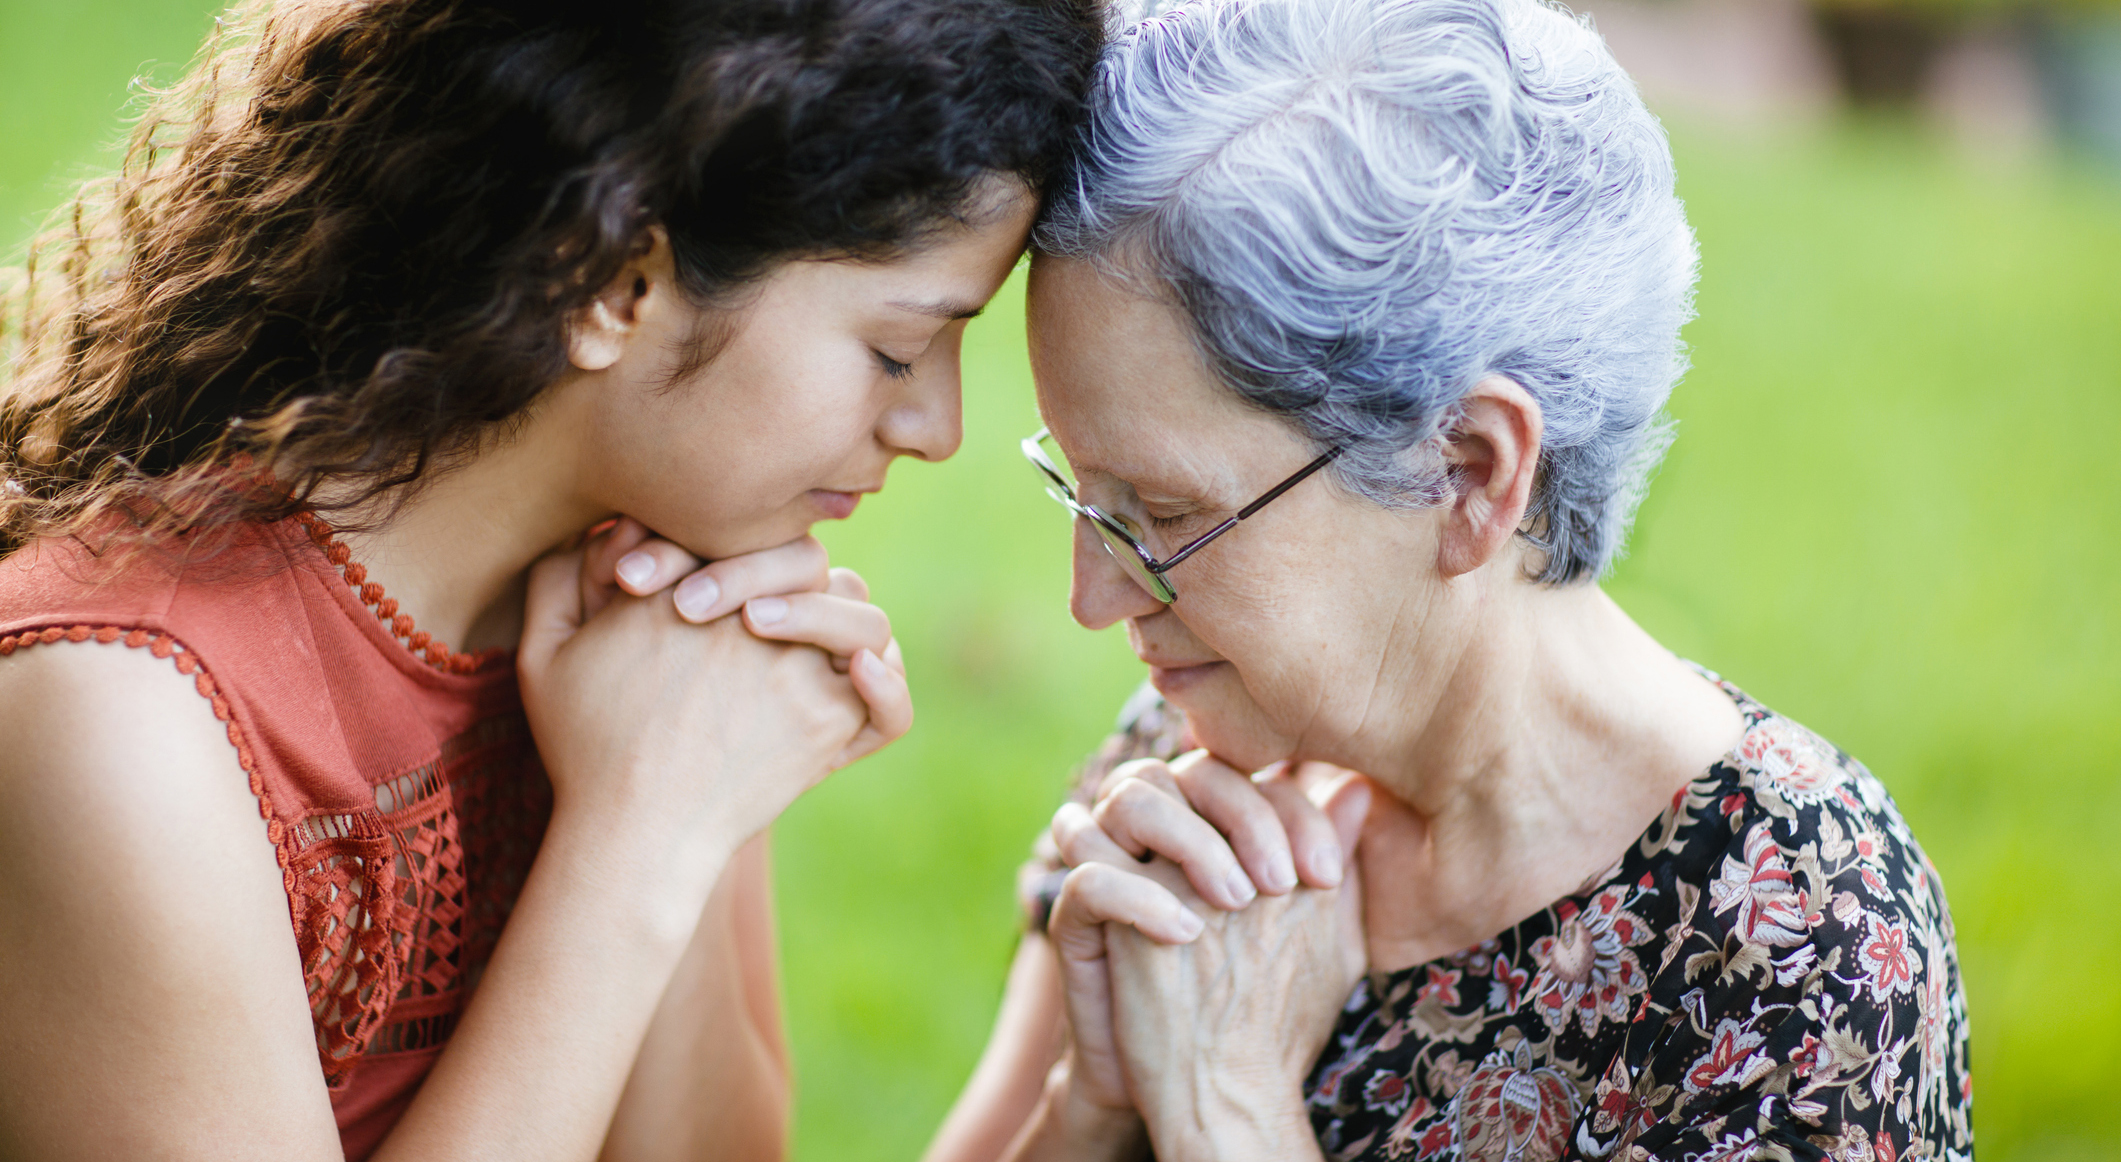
[
  {"xmin": 1435, "ymin": 376, "xmax": 1543, "ymax": 578},
  {"xmin": 567, "ymin": 230, "xmax": 672, "ymax": 373},
  {"xmin": 567, "ymin": 297, "xmax": 629, "ymax": 372}
]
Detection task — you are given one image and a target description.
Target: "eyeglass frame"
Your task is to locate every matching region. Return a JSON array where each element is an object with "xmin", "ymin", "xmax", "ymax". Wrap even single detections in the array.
[{"xmin": 1022, "ymin": 427, "xmax": 1342, "ymax": 603}]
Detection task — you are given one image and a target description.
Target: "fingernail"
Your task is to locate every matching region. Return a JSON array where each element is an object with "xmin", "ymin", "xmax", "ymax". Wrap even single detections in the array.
[
  {"xmin": 674, "ymin": 574, "xmax": 720, "ymax": 620},
  {"xmin": 855, "ymin": 649, "xmax": 884, "ymax": 679},
  {"xmin": 1224, "ymin": 868, "xmax": 1258, "ymax": 907},
  {"xmin": 1265, "ymin": 852, "xmax": 1298, "ymax": 894},
  {"xmin": 1306, "ymin": 839, "xmax": 1340, "ymax": 886},
  {"xmin": 616, "ymin": 551, "xmax": 655, "ymax": 590},
  {"xmin": 747, "ymin": 596, "xmax": 788, "ymax": 625},
  {"xmin": 1173, "ymin": 907, "xmax": 1205, "ymax": 941}
]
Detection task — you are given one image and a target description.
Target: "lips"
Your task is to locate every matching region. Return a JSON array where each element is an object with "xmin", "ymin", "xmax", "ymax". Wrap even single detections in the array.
[
  {"xmin": 808, "ymin": 489, "xmax": 865, "ymax": 520},
  {"xmin": 1148, "ymin": 659, "xmax": 1227, "ymax": 697}
]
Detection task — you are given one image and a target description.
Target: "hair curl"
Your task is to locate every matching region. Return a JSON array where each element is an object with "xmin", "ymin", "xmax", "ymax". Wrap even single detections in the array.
[{"xmin": 1, "ymin": 0, "xmax": 1100, "ymax": 554}]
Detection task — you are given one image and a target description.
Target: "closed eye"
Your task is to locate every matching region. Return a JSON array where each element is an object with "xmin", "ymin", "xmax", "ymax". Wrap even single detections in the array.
[{"xmin": 874, "ymin": 350, "xmax": 915, "ymax": 380}]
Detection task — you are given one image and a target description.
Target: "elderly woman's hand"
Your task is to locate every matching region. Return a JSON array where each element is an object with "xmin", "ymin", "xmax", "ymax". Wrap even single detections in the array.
[{"xmin": 1034, "ymin": 755, "xmax": 1369, "ymax": 1161}]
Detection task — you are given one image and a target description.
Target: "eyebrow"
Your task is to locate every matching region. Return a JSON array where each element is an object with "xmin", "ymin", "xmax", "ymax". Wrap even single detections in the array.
[{"xmin": 889, "ymin": 298, "xmax": 985, "ymax": 321}]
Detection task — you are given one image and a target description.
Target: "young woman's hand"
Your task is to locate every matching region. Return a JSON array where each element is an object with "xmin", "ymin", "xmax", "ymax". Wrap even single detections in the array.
[
  {"xmin": 581, "ymin": 518, "xmax": 911, "ymax": 764},
  {"xmin": 517, "ymin": 526, "xmax": 897, "ymax": 906}
]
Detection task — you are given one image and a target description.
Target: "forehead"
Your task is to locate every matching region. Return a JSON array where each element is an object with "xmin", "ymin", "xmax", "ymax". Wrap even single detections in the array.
[{"xmin": 1025, "ymin": 255, "xmax": 1262, "ymax": 478}]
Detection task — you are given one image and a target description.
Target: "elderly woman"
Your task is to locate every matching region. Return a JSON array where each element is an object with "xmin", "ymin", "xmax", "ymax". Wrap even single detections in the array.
[{"xmin": 923, "ymin": 0, "xmax": 1974, "ymax": 1160}]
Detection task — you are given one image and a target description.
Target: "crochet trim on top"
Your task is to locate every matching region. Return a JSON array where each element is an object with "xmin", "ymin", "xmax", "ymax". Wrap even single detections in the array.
[{"xmin": 293, "ymin": 511, "xmax": 505, "ymax": 675}]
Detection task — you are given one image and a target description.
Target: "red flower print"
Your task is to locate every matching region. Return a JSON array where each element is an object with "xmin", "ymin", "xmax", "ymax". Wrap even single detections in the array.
[
  {"xmin": 1738, "ymin": 719, "xmax": 1847, "ymax": 808},
  {"xmin": 1685, "ymin": 1017, "xmax": 1769, "ymax": 1094},
  {"xmin": 1364, "ymin": 1069, "xmax": 1415, "ymax": 1117},
  {"xmin": 1860, "ymin": 911, "xmax": 1917, "ymax": 1001},
  {"xmin": 1452, "ymin": 1042, "xmax": 1578, "ymax": 1162},
  {"xmin": 1417, "ymin": 1119, "xmax": 1454, "ymax": 1161},
  {"xmin": 1793, "ymin": 1033, "xmax": 1825, "ymax": 1079},
  {"xmin": 1877, "ymin": 1131, "xmax": 1899, "ymax": 1162},
  {"xmin": 1709, "ymin": 821, "xmax": 1814, "ymax": 949},
  {"xmin": 1489, "ymin": 960, "xmax": 1530, "ymax": 1014},
  {"xmin": 1417, "ymin": 964, "xmax": 1463, "ymax": 1008},
  {"xmin": 1696, "ymin": 1128, "xmax": 1763, "ymax": 1162},
  {"xmin": 1379, "ymin": 1096, "xmax": 1437, "ymax": 1160},
  {"xmin": 1527, "ymin": 888, "xmax": 1651, "ymax": 1038},
  {"xmin": 1917, "ymin": 942, "xmax": 1953, "ymax": 1116}
]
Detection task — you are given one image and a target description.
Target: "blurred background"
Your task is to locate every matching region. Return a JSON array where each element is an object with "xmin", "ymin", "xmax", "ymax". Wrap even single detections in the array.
[{"xmin": 3, "ymin": 0, "xmax": 2115, "ymax": 1157}]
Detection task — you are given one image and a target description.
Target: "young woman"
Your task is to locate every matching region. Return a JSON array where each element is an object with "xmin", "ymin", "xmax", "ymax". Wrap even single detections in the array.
[{"xmin": 0, "ymin": 0, "xmax": 1097, "ymax": 1158}]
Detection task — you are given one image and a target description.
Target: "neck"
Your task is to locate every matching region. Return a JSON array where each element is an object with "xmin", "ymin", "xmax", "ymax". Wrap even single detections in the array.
[
  {"xmin": 328, "ymin": 410, "xmax": 609, "ymax": 657},
  {"xmin": 1347, "ymin": 572, "xmax": 1744, "ymax": 971}
]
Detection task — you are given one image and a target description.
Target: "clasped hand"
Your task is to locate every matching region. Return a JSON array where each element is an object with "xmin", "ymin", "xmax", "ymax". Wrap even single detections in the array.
[
  {"xmin": 1042, "ymin": 753, "xmax": 1372, "ymax": 1162},
  {"xmin": 518, "ymin": 517, "xmax": 910, "ymax": 900}
]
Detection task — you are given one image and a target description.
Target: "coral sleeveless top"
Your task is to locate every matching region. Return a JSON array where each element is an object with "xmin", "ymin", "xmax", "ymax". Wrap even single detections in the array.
[{"xmin": 0, "ymin": 515, "xmax": 552, "ymax": 1160}]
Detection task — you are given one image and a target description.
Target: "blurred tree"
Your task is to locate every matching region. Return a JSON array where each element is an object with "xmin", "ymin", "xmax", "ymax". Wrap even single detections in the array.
[{"xmin": 1806, "ymin": 0, "xmax": 2121, "ymax": 114}]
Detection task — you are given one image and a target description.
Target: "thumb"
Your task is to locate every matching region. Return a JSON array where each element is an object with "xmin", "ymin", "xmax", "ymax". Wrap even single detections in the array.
[
  {"xmin": 1322, "ymin": 775, "xmax": 1372, "ymax": 982},
  {"xmin": 1322, "ymin": 773, "xmax": 1373, "ymax": 874},
  {"xmin": 518, "ymin": 546, "xmax": 588, "ymax": 678}
]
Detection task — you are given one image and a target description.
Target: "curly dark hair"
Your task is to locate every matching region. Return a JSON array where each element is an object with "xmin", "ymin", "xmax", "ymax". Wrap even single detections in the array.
[{"xmin": 0, "ymin": 0, "xmax": 1101, "ymax": 554}]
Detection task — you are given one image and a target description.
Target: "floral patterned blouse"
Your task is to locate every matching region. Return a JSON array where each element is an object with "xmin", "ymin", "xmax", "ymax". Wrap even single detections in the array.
[{"xmin": 1037, "ymin": 673, "xmax": 1973, "ymax": 1162}]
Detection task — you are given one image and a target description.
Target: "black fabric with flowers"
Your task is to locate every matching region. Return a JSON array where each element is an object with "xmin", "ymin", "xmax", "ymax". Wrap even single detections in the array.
[{"xmin": 1055, "ymin": 675, "xmax": 1972, "ymax": 1162}]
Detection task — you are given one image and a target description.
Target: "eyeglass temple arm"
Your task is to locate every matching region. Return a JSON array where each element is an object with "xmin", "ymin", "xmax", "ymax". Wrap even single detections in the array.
[{"xmin": 1154, "ymin": 445, "xmax": 1343, "ymax": 573}]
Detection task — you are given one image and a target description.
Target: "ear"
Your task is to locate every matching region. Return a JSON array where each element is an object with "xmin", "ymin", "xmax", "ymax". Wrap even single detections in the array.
[
  {"xmin": 566, "ymin": 227, "xmax": 676, "ymax": 372},
  {"xmin": 1436, "ymin": 375, "xmax": 1543, "ymax": 578}
]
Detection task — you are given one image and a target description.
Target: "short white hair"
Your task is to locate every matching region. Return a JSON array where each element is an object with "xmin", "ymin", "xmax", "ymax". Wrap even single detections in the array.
[{"xmin": 1037, "ymin": 0, "xmax": 1698, "ymax": 582}]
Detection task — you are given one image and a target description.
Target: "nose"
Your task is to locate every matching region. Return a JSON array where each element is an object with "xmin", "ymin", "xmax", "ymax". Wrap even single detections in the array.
[
  {"xmin": 1069, "ymin": 516, "xmax": 1163, "ymax": 630},
  {"xmin": 877, "ymin": 334, "xmax": 967, "ymax": 464}
]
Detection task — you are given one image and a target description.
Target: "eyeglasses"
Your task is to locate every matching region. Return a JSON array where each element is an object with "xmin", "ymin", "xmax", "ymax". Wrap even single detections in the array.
[{"xmin": 1022, "ymin": 427, "xmax": 1341, "ymax": 603}]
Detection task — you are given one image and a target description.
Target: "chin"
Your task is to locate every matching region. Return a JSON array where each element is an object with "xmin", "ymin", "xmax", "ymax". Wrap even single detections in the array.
[
  {"xmin": 1161, "ymin": 672, "xmax": 1294, "ymax": 774},
  {"xmin": 659, "ymin": 511, "xmax": 818, "ymax": 562}
]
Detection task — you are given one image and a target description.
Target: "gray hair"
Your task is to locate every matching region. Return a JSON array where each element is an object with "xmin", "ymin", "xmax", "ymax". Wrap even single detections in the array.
[{"xmin": 1036, "ymin": 0, "xmax": 1697, "ymax": 583}]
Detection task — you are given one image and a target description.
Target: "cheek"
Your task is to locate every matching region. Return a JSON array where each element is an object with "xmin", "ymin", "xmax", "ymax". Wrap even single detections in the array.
[
  {"xmin": 1166, "ymin": 595, "xmax": 1314, "ymax": 758},
  {"xmin": 583, "ymin": 349, "xmax": 879, "ymax": 553}
]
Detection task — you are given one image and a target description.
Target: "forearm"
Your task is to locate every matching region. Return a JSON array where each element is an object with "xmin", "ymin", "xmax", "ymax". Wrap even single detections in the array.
[
  {"xmin": 924, "ymin": 934, "xmax": 1069, "ymax": 1162},
  {"xmin": 600, "ymin": 836, "xmax": 791, "ymax": 1162},
  {"xmin": 1136, "ymin": 1079, "xmax": 1320, "ymax": 1162},
  {"xmin": 370, "ymin": 810, "xmax": 738, "ymax": 1162},
  {"xmin": 999, "ymin": 1062, "xmax": 1148, "ymax": 1162}
]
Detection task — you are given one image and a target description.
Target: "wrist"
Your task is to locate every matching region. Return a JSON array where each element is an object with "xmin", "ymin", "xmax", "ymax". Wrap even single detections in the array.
[
  {"xmin": 1141, "ymin": 1079, "xmax": 1317, "ymax": 1162},
  {"xmin": 1011, "ymin": 1060, "xmax": 1146, "ymax": 1162},
  {"xmin": 537, "ymin": 803, "xmax": 740, "ymax": 947}
]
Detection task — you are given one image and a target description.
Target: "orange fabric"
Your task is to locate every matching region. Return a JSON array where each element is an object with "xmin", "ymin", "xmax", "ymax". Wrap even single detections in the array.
[{"xmin": 0, "ymin": 519, "xmax": 552, "ymax": 1161}]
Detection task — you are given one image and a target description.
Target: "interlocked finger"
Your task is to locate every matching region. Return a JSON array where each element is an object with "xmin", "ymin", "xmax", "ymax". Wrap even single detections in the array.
[
  {"xmin": 1095, "ymin": 756, "xmax": 1182, "ymax": 804},
  {"xmin": 826, "ymin": 567, "xmax": 871, "ymax": 602},
  {"xmin": 1051, "ymin": 801, "xmax": 1142, "ymax": 870},
  {"xmin": 1169, "ymin": 752, "xmax": 1301, "ymax": 895},
  {"xmin": 741, "ymin": 592, "xmax": 892, "ymax": 661},
  {"xmin": 1052, "ymin": 861, "xmax": 1204, "ymax": 947},
  {"xmin": 1255, "ymin": 766, "xmax": 1348, "ymax": 889},
  {"xmin": 670, "ymin": 535, "xmax": 832, "ymax": 624},
  {"xmin": 1091, "ymin": 776, "xmax": 1258, "ymax": 911}
]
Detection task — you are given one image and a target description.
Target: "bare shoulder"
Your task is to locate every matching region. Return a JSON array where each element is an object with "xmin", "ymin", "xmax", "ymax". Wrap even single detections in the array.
[
  {"xmin": 0, "ymin": 636, "xmax": 251, "ymax": 813},
  {"xmin": 0, "ymin": 641, "xmax": 341, "ymax": 1160}
]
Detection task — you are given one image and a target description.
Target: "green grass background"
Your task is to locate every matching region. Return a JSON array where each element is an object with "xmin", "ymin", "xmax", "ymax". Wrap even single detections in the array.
[{"xmin": 4, "ymin": 5, "xmax": 2115, "ymax": 1158}]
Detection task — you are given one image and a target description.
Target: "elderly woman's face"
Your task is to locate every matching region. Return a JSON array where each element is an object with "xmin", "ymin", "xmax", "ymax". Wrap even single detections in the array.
[{"xmin": 1027, "ymin": 256, "xmax": 1452, "ymax": 771}]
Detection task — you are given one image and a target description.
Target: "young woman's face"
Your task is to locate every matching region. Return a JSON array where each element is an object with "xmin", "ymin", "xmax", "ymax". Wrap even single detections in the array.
[{"xmin": 560, "ymin": 185, "xmax": 1036, "ymax": 559}]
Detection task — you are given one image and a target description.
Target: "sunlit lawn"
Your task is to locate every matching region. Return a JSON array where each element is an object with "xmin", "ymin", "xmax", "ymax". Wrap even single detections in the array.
[{"xmin": 6, "ymin": 7, "xmax": 2116, "ymax": 1160}]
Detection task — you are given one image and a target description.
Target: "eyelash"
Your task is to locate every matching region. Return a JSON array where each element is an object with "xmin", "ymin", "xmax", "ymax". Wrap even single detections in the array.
[
  {"xmin": 1148, "ymin": 512, "xmax": 1192, "ymax": 530},
  {"xmin": 874, "ymin": 350, "xmax": 914, "ymax": 380}
]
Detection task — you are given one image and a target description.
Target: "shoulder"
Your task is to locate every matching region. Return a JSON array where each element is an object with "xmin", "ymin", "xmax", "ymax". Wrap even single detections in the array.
[
  {"xmin": 1620, "ymin": 701, "xmax": 1972, "ymax": 1159},
  {"xmin": 0, "ymin": 637, "xmax": 270, "ymax": 915},
  {"xmin": 1692, "ymin": 708, "xmax": 1952, "ymax": 968},
  {"xmin": 0, "ymin": 636, "xmax": 337, "ymax": 1154}
]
